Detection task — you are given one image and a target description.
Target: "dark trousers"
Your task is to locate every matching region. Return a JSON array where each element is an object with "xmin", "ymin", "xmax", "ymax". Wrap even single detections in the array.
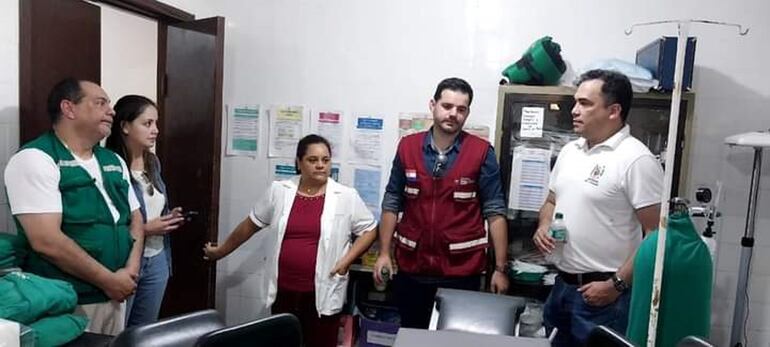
[
  {"xmin": 543, "ymin": 277, "xmax": 631, "ymax": 346},
  {"xmin": 393, "ymin": 273, "xmax": 481, "ymax": 329},
  {"xmin": 272, "ymin": 290, "xmax": 340, "ymax": 347}
]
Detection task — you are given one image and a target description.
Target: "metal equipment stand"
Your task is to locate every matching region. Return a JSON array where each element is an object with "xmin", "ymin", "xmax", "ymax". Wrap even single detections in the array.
[{"xmin": 724, "ymin": 131, "xmax": 770, "ymax": 347}]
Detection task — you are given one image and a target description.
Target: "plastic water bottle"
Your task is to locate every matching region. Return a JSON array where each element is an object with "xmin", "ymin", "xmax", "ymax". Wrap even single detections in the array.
[
  {"xmin": 546, "ymin": 213, "xmax": 568, "ymax": 265},
  {"xmin": 375, "ymin": 267, "xmax": 390, "ymax": 291}
]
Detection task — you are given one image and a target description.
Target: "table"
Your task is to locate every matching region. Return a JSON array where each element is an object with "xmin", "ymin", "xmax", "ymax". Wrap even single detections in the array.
[{"xmin": 393, "ymin": 328, "xmax": 550, "ymax": 347}]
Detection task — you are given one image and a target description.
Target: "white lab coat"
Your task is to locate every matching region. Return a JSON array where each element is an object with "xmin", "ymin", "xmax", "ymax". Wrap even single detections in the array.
[{"xmin": 249, "ymin": 176, "xmax": 376, "ymax": 315}]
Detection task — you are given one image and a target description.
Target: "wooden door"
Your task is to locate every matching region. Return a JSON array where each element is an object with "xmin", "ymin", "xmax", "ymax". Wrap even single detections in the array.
[
  {"xmin": 19, "ymin": 0, "xmax": 100, "ymax": 144},
  {"xmin": 158, "ymin": 17, "xmax": 225, "ymax": 317}
]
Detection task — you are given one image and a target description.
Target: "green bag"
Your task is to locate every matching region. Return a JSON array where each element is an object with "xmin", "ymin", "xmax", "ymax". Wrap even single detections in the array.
[
  {"xmin": 502, "ymin": 36, "xmax": 566, "ymax": 86},
  {"xmin": 627, "ymin": 212, "xmax": 712, "ymax": 347},
  {"xmin": 29, "ymin": 314, "xmax": 88, "ymax": 347},
  {"xmin": 0, "ymin": 271, "xmax": 79, "ymax": 324}
]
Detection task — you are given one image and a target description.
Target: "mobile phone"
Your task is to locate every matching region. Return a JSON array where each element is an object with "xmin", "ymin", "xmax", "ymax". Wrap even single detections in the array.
[{"xmin": 183, "ymin": 210, "xmax": 199, "ymax": 222}]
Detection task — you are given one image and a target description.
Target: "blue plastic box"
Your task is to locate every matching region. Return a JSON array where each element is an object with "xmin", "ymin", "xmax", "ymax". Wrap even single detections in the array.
[
  {"xmin": 635, "ymin": 36, "xmax": 697, "ymax": 91},
  {"xmin": 358, "ymin": 313, "xmax": 400, "ymax": 347}
]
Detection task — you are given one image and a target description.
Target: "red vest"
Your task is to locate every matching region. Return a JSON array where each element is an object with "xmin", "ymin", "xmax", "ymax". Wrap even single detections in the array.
[{"xmin": 394, "ymin": 131, "xmax": 489, "ymax": 276}]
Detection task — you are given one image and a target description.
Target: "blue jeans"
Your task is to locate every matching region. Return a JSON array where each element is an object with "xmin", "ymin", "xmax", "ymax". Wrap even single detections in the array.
[
  {"xmin": 543, "ymin": 276, "xmax": 631, "ymax": 346},
  {"xmin": 125, "ymin": 249, "xmax": 170, "ymax": 328}
]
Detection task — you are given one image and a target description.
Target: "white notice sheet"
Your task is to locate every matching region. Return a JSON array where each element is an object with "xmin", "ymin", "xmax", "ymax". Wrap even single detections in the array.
[
  {"xmin": 520, "ymin": 107, "xmax": 544, "ymax": 138},
  {"xmin": 464, "ymin": 124, "xmax": 490, "ymax": 142},
  {"xmin": 268, "ymin": 106, "xmax": 304, "ymax": 158},
  {"xmin": 508, "ymin": 146, "xmax": 552, "ymax": 212},
  {"xmin": 398, "ymin": 112, "xmax": 432, "ymax": 138},
  {"xmin": 312, "ymin": 110, "xmax": 343, "ymax": 156},
  {"xmin": 350, "ymin": 116, "xmax": 384, "ymax": 166},
  {"xmin": 353, "ymin": 165, "xmax": 382, "ymax": 220},
  {"xmin": 226, "ymin": 105, "xmax": 259, "ymax": 157}
]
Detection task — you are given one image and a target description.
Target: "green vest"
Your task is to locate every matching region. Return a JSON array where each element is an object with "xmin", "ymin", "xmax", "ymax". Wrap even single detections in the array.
[{"xmin": 14, "ymin": 131, "xmax": 134, "ymax": 304}]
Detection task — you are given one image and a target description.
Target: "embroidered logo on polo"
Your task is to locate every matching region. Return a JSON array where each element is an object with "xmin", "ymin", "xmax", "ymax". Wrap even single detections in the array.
[{"xmin": 585, "ymin": 164, "xmax": 605, "ymax": 186}]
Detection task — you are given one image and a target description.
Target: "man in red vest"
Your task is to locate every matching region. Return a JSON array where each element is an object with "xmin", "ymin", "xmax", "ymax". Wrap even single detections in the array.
[{"xmin": 374, "ymin": 77, "xmax": 509, "ymax": 328}]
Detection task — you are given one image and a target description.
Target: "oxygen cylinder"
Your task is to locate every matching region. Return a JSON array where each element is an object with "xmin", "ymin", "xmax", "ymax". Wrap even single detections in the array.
[{"xmin": 627, "ymin": 212, "xmax": 713, "ymax": 347}]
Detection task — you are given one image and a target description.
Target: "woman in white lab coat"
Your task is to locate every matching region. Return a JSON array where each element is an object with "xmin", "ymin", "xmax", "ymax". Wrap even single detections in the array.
[{"xmin": 204, "ymin": 134, "xmax": 377, "ymax": 347}]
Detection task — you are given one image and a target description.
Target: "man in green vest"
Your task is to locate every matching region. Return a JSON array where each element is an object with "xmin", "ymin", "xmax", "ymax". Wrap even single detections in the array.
[{"xmin": 4, "ymin": 78, "xmax": 145, "ymax": 335}]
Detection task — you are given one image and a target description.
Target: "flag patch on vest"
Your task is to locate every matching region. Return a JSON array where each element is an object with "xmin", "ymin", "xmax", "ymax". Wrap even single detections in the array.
[
  {"xmin": 405, "ymin": 169, "xmax": 417, "ymax": 181},
  {"xmin": 103, "ymin": 165, "xmax": 123, "ymax": 173},
  {"xmin": 458, "ymin": 177, "xmax": 475, "ymax": 185}
]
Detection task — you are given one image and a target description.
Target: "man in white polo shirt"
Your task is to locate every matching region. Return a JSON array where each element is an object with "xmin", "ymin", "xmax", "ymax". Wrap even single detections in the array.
[{"xmin": 533, "ymin": 69, "xmax": 663, "ymax": 346}]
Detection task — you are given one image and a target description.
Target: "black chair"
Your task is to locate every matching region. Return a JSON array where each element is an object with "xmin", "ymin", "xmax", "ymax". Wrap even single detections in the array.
[
  {"xmin": 432, "ymin": 288, "xmax": 529, "ymax": 336},
  {"xmin": 677, "ymin": 336, "xmax": 715, "ymax": 347},
  {"xmin": 109, "ymin": 309, "xmax": 225, "ymax": 347},
  {"xmin": 585, "ymin": 325, "xmax": 636, "ymax": 347},
  {"xmin": 195, "ymin": 313, "xmax": 302, "ymax": 347}
]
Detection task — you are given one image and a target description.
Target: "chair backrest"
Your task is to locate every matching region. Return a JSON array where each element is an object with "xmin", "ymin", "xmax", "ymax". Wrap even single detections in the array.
[
  {"xmin": 433, "ymin": 288, "xmax": 528, "ymax": 336},
  {"xmin": 195, "ymin": 313, "xmax": 302, "ymax": 347},
  {"xmin": 109, "ymin": 309, "xmax": 225, "ymax": 347},
  {"xmin": 677, "ymin": 336, "xmax": 715, "ymax": 347},
  {"xmin": 586, "ymin": 325, "xmax": 636, "ymax": 347}
]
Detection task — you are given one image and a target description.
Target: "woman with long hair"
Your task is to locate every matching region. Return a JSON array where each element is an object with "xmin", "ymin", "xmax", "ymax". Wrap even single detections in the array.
[{"xmin": 105, "ymin": 95, "xmax": 184, "ymax": 327}]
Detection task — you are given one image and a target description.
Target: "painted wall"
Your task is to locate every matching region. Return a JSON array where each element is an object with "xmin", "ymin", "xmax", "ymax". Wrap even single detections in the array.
[
  {"xmin": 0, "ymin": 0, "xmax": 19, "ymax": 235},
  {"xmin": 165, "ymin": 2, "xmax": 770, "ymax": 344},
  {"xmin": 101, "ymin": 4, "xmax": 158, "ymax": 104},
  {"xmin": 3, "ymin": 0, "xmax": 769, "ymax": 345}
]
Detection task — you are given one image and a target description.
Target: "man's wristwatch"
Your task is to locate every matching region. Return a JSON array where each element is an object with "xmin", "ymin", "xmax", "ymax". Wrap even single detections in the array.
[
  {"xmin": 494, "ymin": 264, "xmax": 509, "ymax": 275},
  {"xmin": 611, "ymin": 274, "xmax": 629, "ymax": 292}
]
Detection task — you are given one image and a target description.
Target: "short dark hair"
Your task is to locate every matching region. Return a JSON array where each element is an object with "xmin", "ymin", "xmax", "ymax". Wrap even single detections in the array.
[
  {"xmin": 295, "ymin": 134, "xmax": 332, "ymax": 174},
  {"xmin": 577, "ymin": 69, "xmax": 633, "ymax": 122},
  {"xmin": 433, "ymin": 77, "xmax": 473, "ymax": 106},
  {"xmin": 47, "ymin": 78, "xmax": 85, "ymax": 123}
]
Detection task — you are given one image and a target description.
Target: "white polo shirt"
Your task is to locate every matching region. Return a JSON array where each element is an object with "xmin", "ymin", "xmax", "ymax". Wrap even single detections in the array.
[{"xmin": 549, "ymin": 125, "xmax": 663, "ymax": 273}]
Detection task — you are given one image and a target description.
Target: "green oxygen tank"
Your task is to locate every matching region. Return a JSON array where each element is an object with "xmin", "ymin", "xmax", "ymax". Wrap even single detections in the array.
[{"xmin": 627, "ymin": 212, "xmax": 713, "ymax": 347}]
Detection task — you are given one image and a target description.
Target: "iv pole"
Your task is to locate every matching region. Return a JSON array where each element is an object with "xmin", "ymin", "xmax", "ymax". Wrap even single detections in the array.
[{"xmin": 624, "ymin": 19, "xmax": 749, "ymax": 347}]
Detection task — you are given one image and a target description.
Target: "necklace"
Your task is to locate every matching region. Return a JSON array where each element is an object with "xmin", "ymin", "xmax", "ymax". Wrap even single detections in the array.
[{"xmin": 299, "ymin": 181, "xmax": 324, "ymax": 196}]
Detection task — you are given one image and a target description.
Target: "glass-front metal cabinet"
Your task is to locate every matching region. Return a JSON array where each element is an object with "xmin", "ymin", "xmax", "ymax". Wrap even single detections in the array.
[{"xmin": 494, "ymin": 85, "xmax": 695, "ymax": 247}]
